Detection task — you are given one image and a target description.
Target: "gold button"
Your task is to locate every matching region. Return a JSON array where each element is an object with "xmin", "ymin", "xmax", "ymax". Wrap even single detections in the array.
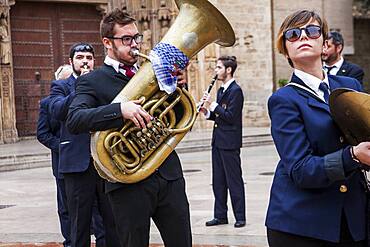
[
  {"xmin": 214, "ymin": 124, "xmax": 218, "ymax": 128},
  {"xmin": 339, "ymin": 185, "xmax": 347, "ymax": 193}
]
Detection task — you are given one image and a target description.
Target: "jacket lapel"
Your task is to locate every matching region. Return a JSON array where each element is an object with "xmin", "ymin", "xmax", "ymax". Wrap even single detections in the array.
[
  {"xmin": 327, "ymin": 75, "xmax": 341, "ymax": 91},
  {"xmin": 216, "ymin": 87, "xmax": 223, "ymax": 101},
  {"xmin": 337, "ymin": 60, "xmax": 349, "ymax": 76},
  {"xmin": 289, "ymin": 73, "xmax": 330, "ymax": 113},
  {"xmin": 101, "ymin": 64, "xmax": 130, "ymax": 85},
  {"xmin": 65, "ymin": 75, "xmax": 76, "ymax": 93},
  {"xmin": 218, "ymin": 80, "xmax": 235, "ymax": 102}
]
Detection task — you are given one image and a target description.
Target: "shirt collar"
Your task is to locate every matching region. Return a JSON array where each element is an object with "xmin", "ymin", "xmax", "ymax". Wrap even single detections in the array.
[
  {"xmin": 294, "ymin": 68, "xmax": 329, "ymax": 98},
  {"xmin": 221, "ymin": 78, "xmax": 235, "ymax": 92},
  {"xmin": 104, "ymin": 56, "xmax": 139, "ymax": 74},
  {"xmin": 330, "ymin": 56, "xmax": 344, "ymax": 69},
  {"xmin": 324, "ymin": 56, "xmax": 343, "ymax": 72},
  {"xmin": 104, "ymin": 56, "xmax": 121, "ymax": 73}
]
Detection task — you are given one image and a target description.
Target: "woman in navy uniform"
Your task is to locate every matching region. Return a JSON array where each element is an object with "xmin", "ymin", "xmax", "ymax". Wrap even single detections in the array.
[{"xmin": 265, "ymin": 10, "xmax": 370, "ymax": 247}]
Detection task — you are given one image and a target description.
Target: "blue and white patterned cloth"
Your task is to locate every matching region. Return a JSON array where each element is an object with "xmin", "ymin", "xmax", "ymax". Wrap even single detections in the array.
[{"xmin": 149, "ymin": 42, "xmax": 189, "ymax": 94}]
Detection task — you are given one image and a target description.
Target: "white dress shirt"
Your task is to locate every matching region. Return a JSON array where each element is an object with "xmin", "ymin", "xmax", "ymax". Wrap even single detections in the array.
[
  {"xmin": 294, "ymin": 69, "xmax": 330, "ymax": 103},
  {"xmin": 104, "ymin": 56, "xmax": 138, "ymax": 75},
  {"xmin": 323, "ymin": 56, "xmax": 343, "ymax": 75}
]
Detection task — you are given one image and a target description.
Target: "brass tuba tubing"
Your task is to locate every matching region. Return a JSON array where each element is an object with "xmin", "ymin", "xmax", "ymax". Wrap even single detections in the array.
[{"xmin": 91, "ymin": 0, "xmax": 236, "ymax": 184}]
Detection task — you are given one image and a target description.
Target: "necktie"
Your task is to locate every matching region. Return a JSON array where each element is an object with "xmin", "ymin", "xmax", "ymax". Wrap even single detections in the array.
[
  {"xmin": 217, "ymin": 87, "xmax": 224, "ymax": 100},
  {"xmin": 324, "ymin": 65, "xmax": 336, "ymax": 75},
  {"xmin": 119, "ymin": 64, "xmax": 135, "ymax": 78},
  {"xmin": 319, "ymin": 82, "xmax": 330, "ymax": 103}
]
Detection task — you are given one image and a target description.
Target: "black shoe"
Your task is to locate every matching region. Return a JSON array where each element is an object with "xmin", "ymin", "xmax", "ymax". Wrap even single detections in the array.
[
  {"xmin": 205, "ymin": 218, "xmax": 228, "ymax": 226},
  {"xmin": 234, "ymin": 220, "xmax": 246, "ymax": 228}
]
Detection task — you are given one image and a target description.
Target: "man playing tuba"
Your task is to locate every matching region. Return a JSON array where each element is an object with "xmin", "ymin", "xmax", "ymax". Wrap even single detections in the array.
[{"xmin": 66, "ymin": 9, "xmax": 192, "ymax": 247}]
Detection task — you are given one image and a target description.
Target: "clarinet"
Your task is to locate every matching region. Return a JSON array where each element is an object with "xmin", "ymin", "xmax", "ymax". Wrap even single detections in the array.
[{"xmin": 197, "ymin": 74, "xmax": 218, "ymax": 112}]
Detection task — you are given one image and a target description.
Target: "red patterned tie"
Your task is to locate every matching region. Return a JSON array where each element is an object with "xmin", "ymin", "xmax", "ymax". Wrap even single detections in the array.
[{"xmin": 119, "ymin": 64, "xmax": 135, "ymax": 78}]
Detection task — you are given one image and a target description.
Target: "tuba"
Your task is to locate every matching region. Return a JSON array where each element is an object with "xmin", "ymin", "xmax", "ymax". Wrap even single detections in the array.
[
  {"xmin": 329, "ymin": 88, "xmax": 370, "ymax": 146},
  {"xmin": 91, "ymin": 0, "xmax": 236, "ymax": 183}
]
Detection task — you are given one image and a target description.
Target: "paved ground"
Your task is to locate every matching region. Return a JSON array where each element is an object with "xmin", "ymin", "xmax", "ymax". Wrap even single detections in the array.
[
  {"xmin": 0, "ymin": 244, "xmax": 249, "ymax": 247},
  {"xmin": 0, "ymin": 128, "xmax": 278, "ymax": 246}
]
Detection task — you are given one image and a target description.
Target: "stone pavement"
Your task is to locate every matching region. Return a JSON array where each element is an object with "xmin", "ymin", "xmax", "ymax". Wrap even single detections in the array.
[
  {"xmin": 0, "ymin": 244, "xmax": 250, "ymax": 247},
  {"xmin": 0, "ymin": 127, "xmax": 272, "ymax": 172},
  {"xmin": 0, "ymin": 127, "xmax": 278, "ymax": 246}
]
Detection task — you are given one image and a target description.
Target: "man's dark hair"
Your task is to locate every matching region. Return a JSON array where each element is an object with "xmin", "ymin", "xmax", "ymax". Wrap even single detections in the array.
[
  {"xmin": 328, "ymin": 31, "xmax": 344, "ymax": 53},
  {"xmin": 69, "ymin": 42, "xmax": 95, "ymax": 59},
  {"xmin": 100, "ymin": 8, "xmax": 136, "ymax": 39},
  {"xmin": 218, "ymin": 56, "xmax": 237, "ymax": 76}
]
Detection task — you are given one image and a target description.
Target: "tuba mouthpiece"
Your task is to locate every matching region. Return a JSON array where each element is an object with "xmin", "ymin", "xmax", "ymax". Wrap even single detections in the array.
[
  {"xmin": 130, "ymin": 48, "xmax": 151, "ymax": 61},
  {"xmin": 130, "ymin": 49, "xmax": 140, "ymax": 57}
]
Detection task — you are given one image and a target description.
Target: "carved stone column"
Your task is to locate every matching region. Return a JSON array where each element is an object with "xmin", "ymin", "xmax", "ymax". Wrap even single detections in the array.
[{"xmin": 0, "ymin": 0, "xmax": 17, "ymax": 143}]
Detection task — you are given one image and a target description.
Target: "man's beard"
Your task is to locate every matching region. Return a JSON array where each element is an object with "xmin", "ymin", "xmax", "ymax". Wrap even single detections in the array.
[
  {"xmin": 72, "ymin": 65, "xmax": 82, "ymax": 76},
  {"xmin": 324, "ymin": 52, "xmax": 339, "ymax": 64},
  {"xmin": 112, "ymin": 42, "xmax": 136, "ymax": 65}
]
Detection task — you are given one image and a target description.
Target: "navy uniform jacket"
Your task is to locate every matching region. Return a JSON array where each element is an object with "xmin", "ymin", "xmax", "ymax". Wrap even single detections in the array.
[
  {"xmin": 37, "ymin": 96, "xmax": 61, "ymax": 178},
  {"xmin": 337, "ymin": 59, "xmax": 364, "ymax": 85},
  {"xmin": 209, "ymin": 81, "xmax": 244, "ymax": 150},
  {"xmin": 49, "ymin": 75, "xmax": 91, "ymax": 173},
  {"xmin": 265, "ymin": 73, "xmax": 366, "ymax": 242}
]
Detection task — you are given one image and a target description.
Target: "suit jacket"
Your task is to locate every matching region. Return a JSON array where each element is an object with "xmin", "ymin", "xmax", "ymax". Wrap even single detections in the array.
[
  {"xmin": 265, "ymin": 73, "xmax": 366, "ymax": 242},
  {"xmin": 209, "ymin": 80, "xmax": 244, "ymax": 150},
  {"xmin": 66, "ymin": 64, "xmax": 183, "ymax": 192},
  {"xmin": 337, "ymin": 59, "xmax": 364, "ymax": 84},
  {"xmin": 36, "ymin": 96, "xmax": 61, "ymax": 178},
  {"xmin": 49, "ymin": 75, "xmax": 91, "ymax": 174}
]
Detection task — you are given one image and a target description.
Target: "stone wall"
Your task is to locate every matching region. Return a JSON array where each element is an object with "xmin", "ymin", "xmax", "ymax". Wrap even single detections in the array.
[
  {"xmin": 346, "ymin": 18, "xmax": 370, "ymax": 92},
  {"xmin": 215, "ymin": 0, "xmax": 273, "ymax": 127}
]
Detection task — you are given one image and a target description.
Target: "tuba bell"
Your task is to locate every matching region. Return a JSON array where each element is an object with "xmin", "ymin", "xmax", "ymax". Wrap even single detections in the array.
[
  {"xmin": 329, "ymin": 88, "xmax": 370, "ymax": 146},
  {"xmin": 90, "ymin": 0, "xmax": 236, "ymax": 183}
]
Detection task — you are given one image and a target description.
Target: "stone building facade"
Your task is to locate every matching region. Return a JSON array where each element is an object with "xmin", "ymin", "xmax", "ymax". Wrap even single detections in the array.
[
  {"xmin": 273, "ymin": 0, "xmax": 355, "ymax": 85},
  {"xmin": 0, "ymin": 0, "xmax": 368, "ymax": 143}
]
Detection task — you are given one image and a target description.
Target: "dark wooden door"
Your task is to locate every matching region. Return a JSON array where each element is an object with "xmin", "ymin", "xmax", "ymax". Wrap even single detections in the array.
[{"xmin": 10, "ymin": 2, "xmax": 104, "ymax": 136}]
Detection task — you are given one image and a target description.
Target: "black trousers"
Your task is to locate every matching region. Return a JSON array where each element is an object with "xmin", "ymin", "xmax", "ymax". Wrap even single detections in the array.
[
  {"xmin": 267, "ymin": 214, "xmax": 366, "ymax": 247},
  {"xmin": 55, "ymin": 178, "xmax": 70, "ymax": 247},
  {"xmin": 64, "ymin": 164, "xmax": 120, "ymax": 247},
  {"xmin": 212, "ymin": 147, "xmax": 246, "ymax": 221},
  {"xmin": 107, "ymin": 173, "xmax": 192, "ymax": 247}
]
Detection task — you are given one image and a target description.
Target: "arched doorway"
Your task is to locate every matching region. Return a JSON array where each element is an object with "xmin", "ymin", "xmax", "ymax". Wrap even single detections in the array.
[{"xmin": 10, "ymin": 1, "xmax": 104, "ymax": 136}]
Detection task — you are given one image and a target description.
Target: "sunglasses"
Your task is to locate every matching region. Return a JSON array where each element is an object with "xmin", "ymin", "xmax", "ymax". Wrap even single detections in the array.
[
  {"xmin": 108, "ymin": 34, "xmax": 144, "ymax": 46},
  {"xmin": 73, "ymin": 44, "xmax": 94, "ymax": 53},
  {"xmin": 284, "ymin": 25, "xmax": 321, "ymax": 42}
]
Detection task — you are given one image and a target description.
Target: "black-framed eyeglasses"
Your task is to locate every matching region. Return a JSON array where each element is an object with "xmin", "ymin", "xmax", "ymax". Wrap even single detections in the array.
[
  {"xmin": 73, "ymin": 44, "xmax": 94, "ymax": 53},
  {"xmin": 284, "ymin": 25, "xmax": 322, "ymax": 42},
  {"xmin": 108, "ymin": 34, "xmax": 144, "ymax": 46}
]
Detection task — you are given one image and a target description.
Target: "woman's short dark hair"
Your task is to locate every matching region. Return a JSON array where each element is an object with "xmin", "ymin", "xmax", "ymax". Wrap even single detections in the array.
[
  {"xmin": 276, "ymin": 10, "xmax": 328, "ymax": 67},
  {"xmin": 218, "ymin": 56, "xmax": 237, "ymax": 76},
  {"xmin": 100, "ymin": 8, "xmax": 136, "ymax": 39}
]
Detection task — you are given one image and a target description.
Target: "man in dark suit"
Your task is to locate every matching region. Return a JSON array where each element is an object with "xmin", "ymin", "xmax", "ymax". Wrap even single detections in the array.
[
  {"xmin": 322, "ymin": 31, "xmax": 364, "ymax": 84},
  {"xmin": 37, "ymin": 96, "xmax": 71, "ymax": 247},
  {"xmin": 49, "ymin": 43, "xmax": 119, "ymax": 247},
  {"xmin": 65, "ymin": 9, "xmax": 192, "ymax": 247},
  {"xmin": 199, "ymin": 56, "xmax": 246, "ymax": 228}
]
